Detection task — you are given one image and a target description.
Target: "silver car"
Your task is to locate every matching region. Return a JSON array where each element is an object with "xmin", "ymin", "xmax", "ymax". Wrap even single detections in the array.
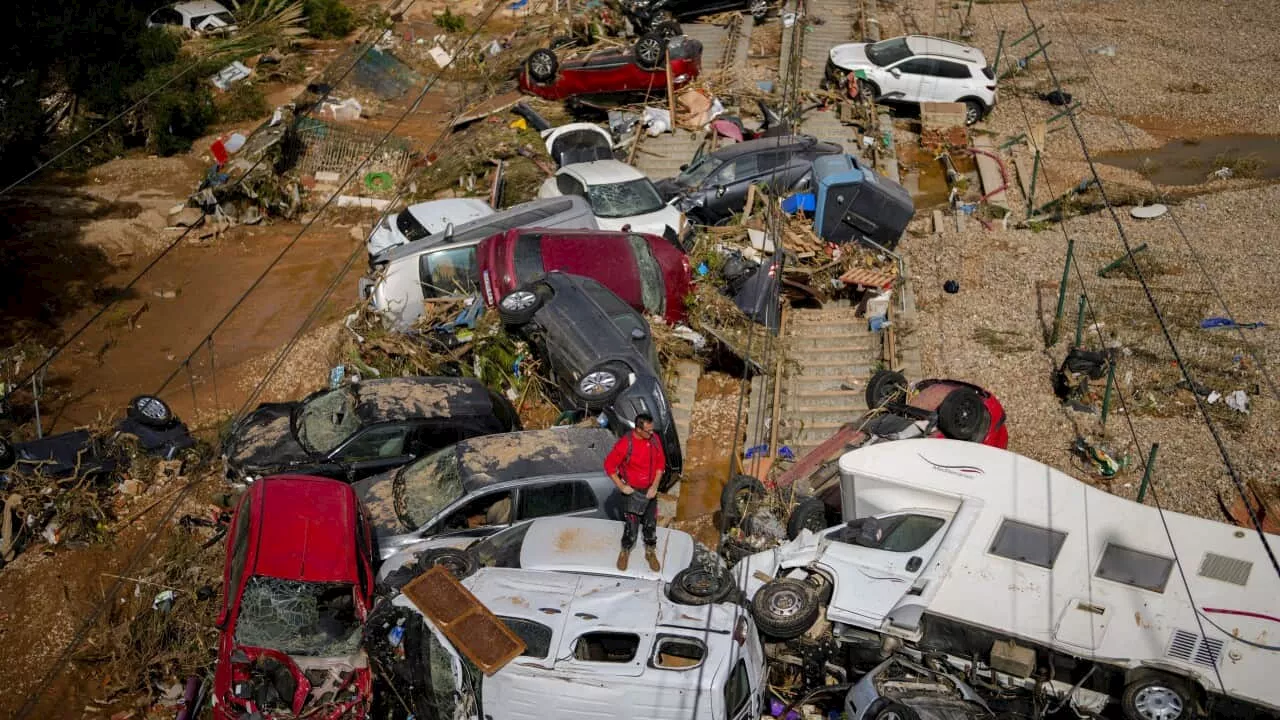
[
  {"xmin": 352, "ymin": 426, "xmax": 618, "ymax": 559},
  {"xmin": 846, "ymin": 656, "xmax": 993, "ymax": 720}
]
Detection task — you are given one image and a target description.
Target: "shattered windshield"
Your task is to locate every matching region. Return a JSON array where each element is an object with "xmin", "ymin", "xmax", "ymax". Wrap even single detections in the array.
[
  {"xmin": 396, "ymin": 210, "xmax": 431, "ymax": 242},
  {"xmin": 675, "ymin": 155, "xmax": 719, "ymax": 188},
  {"xmin": 586, "ymin": 178, "xmax": 665, "ymax": 218},
  {"xmin": 393, "ymin": 447, "xmax": 465, "ymax": 530},
  {"xmin": 235, "ymin": 578, "xmax": 361, "ymax": 657},
  {"xmin": 470, "ymin": 522, "xmax": 532, "ymax": 568},
  {"xmin": 427, "ymin": 631, "xmax": 459, "ymax": 717},
  {"xmin": 866, "ymin": 37, "xmax": 912, "ymax": 67},
  {"xmin": 296, "ymin": 387, "xmax": 362, "ymax": 455}
]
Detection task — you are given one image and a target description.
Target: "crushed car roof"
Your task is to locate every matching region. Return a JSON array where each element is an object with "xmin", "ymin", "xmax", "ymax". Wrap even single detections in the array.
[
  {"xmin": 457, "ymin": 427, "xmax": 613, "ymax": 489},
  {"xmin": 352, "ymin": 377, "xmax": 492, "ymax": 422}
]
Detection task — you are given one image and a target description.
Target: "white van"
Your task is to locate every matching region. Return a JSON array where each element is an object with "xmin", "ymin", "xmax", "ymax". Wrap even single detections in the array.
[
  {"xmin": 360, "ymin": 196, "xmax": 596, "ymax": 330},
  {"xmin": 733, "ymin": 439, "xmax": 1280, "ymax": 720},
  {"xmin": 381, "ymin": 567, "xmax": 768, "ymax": 720}
]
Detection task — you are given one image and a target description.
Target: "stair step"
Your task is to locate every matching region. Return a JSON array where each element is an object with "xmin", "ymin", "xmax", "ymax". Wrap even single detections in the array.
[
  {"xmin": 792, "ymin": 348, "xmax": 878, "ymax": 364},
  {"xmin": 788, "ymin": 376, "xmax": 867, "ymax": 392},
  {"xmin": 787, "ymin": 335, "xmax": 878, "ymax": 351},
  {"xmin": 790, "ymin": 362, "xmax": 878, "ymax": 377},
  {"xmin": 786, "ymin": 323, "xmax": 872, "ymax": 337},
  {"xmin": 786, "ymin": 390, "xmax": 869, "ymax": 409}
]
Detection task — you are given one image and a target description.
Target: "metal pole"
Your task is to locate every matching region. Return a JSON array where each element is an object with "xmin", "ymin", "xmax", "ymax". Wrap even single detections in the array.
[
  {"xmin": 1136, "ymin": 443, "xmax": 1159, "ymax": 504},
  {"xmin": 1049, "ymin": 238, "xmax": 1074, "ymax": 346},
  {"xmin": 1101, "ymin": 360, "xmax": 1117, "ymax": 425},
  {"xmin": 1026, "ymin": 150, "xmax": 1040, "ymax": 215},
  {"xmin": 1074, "ymin": 294, "xmax": 1086, "ymax": 347},
  {"xmin": 31, "ymin": 375, "xmax": 42, "ymax": 439}
]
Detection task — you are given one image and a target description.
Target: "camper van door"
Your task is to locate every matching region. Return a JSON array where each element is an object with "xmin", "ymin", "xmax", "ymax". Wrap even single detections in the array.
[{"xmin": 820, "ymin": 511, "xmax": 951, "ymax": 629}]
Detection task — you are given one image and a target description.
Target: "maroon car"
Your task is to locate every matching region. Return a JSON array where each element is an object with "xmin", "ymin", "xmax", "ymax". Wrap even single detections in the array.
[
  {"xmin": 478, "ymin": 228, "xmax": 693, "ymax": 324},
  {"xmin": 519, "ymin": 34, "xmax": 702, "ymax": 101}
]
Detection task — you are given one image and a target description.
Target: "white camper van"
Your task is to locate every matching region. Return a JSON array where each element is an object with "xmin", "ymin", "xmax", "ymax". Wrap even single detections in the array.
[{"xmin": 733, "ymin": 439, "xmax": 1280, "ymax": 720}]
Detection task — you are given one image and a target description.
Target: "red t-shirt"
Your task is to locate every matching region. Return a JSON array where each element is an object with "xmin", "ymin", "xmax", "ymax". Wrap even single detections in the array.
[{"xmin": 603, "ymin": 431, "xmax": 666, "ymax": 491}]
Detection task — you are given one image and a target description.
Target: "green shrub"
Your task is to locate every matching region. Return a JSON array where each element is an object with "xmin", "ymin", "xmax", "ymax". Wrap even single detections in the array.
[
  {"xmin": 434, "ymin": 8, "xmax": 466, "ymax": 33},
  {"xmin": 216, "ymin": 82, "xmax": 270, "ymax": 123},
  {"xmin": 303, "ymin": 0, "xmax": 355, "ymax": 38},
  {"xmin": 148, "ymin": 86, "xmax": 217, "ymax": 156}
]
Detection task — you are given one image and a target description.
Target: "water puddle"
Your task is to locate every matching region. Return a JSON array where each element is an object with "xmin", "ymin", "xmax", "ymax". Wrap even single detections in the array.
[{"xmin": 1096, "ymin": 134, "xmax": 1280, "ymax": 186}]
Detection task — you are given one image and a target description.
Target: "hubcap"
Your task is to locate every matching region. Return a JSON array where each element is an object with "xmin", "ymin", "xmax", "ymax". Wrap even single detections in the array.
[
  {"xmin": 767, "ymin": 587, "xmax": 803, "ymax": 618},
  {"xmin": 501, "ymin": 290, "xmax": 537, "ymax": 312},
  {"xmin": 966, "ymin": 104, "xmax": 980, "ymax": 124},
  {"xmin": 1134, "ymin": 686, "xmax": 1183, "ymax": 720},
  {"xmin": 579, "ymin": 371, "xmax": 617, "ymax": 397},
  {"xmin": 880, "ymin": 713, "xmax": 902, "ymax": 720},
  {"xmin": 531, "ymin": 56, "xmax": 552, "ymax": 77},
  {"xmin": 682, "ymin": 569, "xmax": 717, "ymax": 596},
  {"xmin": 638, "ymin": 41, "xmax": 659, "ymax": 64},
  {"xmin": 136, "ymin": 397, "xmax": 167, "ymax": 420},
  {"xmin": 750, "ymin": 0, "xmax": 766, "ymax": 13}
]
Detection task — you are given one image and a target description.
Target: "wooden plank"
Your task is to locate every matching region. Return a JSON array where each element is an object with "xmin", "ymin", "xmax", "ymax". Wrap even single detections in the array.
[
  {"xmin": 403, "ymin": 566, "xmax": 525, "ymax": 675},
  {"xmin": 451, "ymin": 91, "xmax": 523, "ymax": 128},
  {"xmin": 973, "ymin": 135, "xmax": 1009, "ymax": 212}
]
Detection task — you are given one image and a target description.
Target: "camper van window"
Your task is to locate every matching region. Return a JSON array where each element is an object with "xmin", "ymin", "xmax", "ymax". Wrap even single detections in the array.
[
  {"xmin": 988, "ymin": 519, "xmax": 1067, "ymax": 569},
  {"xmin": 498, "ymin": 616, "xmax": 553, "ymax": 657},
  {"xmin": 725, "ymin": 659, "xmax": 752, "ymax": 720},
  {"xmin": 652, "ymin": 636, "xmax": 707, "ymax": 669},
  {"xmin": 836, "ymin": 514, "xmax": 944, "ymax": 553},
  {"xmin": 1095, "ymin": 544, "xmax": 1174, "ymax": 593},
  {"xmin": 573, "ymin": 632, "xmax": 640, "ymax": 663}
]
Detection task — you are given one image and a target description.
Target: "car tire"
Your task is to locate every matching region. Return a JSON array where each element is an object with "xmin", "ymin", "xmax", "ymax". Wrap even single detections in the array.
[
  {"xmin": 963, "ymin": 99, "xmax": 985, "ymax": 126},
  {"xmin": 749, "ymin": 0, "xmax": 768, "ymax": 22},
  {"xmin": 654, "ymin": 20, "xmax": 682, "ymax": 40},
  {"xmin": 498, "ymin": 285, "xmax": 546, "ymax": 326},
  {"xmin": 868, "ymin": 699, "xmax": 921, "ymax": 720},
  {"xmin": 1121, "ymin": 673, "xmax": 1193, "ymax": 720},
  {"xmin": 720, "ymin": 474, "xmax": 765, "ymax": 530},
  {"xmin": 526, "ymin": 48, "xmax": 559, "ymax": 84},
  {"xmin": 937, "ymin": 387, "xmax": 990, "ymax": 442},
  {"xmin": 571, "ymin": 361, "xmax": 627, "ymax": 405},
  {"xmin": 865, "ymin": 369, "xmax": 909, "ymax": 409},
  {"xmin": 127, "ymin": 395, "xmax": 175, "ymax": 428},
  {"xmin": 856, "ymin": 78, "xmax": 880, "ymax": 101},
  {"xmin": 668, "ymin": 566, "xmax": 731, "ymax": 606},
  {"xmin": 0, "ymin": 438, "xmax": 15, "ymax": 471},
  {"xmin": 786, "ymin": 496, "xmax": 829, "ymax": 539},
  {"xmin": 751, "ymin": 578, "xmax": 820, "ymax": 641},
  {"xmin": 382, "ymin": 548, "xmax": 478, "ymax": 593},
  {"xmin": 634, "ymin": 33, "xmax": 667, "ymax": 70}
]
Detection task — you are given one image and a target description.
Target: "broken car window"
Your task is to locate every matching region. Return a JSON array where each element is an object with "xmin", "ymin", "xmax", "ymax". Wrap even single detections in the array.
[
  {"xmin": 394, "ymin": 447, "xmax": 465, "ymax": 530},
  {"xmin": 426, "ymin": 631, "xmax": 459, "ymax": 718},
  {"xmin": 297, "ymin": 387, "xmax": 361, "ymax": 455},
  {"xmin": 422, "ymin": 247, "xmax": 479, "ymax": 298},
  {"xmin": 396, "ymin": 210, "xmax": 432, "ymax": 242},
  {"xmin": 573, "ymin": 632, "xmax": 640, "ymax": 662},
  {"xmin": 470, "ymin": 522, "xmax": 532, "ymax": 569},
  {"xmin": 498, "ymin": 616, "xmax": 553, "ymax": 657},
  {"xmin": 675, "ymin": 155, "xmax": 719, "ymax": 188},
  {"xmin": 865, "ymin": 37, "xmax": 912, "ymax": 67},
  {"xmin": 627, "ymin": 234, "xmax": 666, "ymax": 316},
  {"xmin": 235, "ymin": 578, "xmax": 361, "ymax": 657},
  {"xmin": 586, "ymin": 178, "xmax": 665, "ymax": 219}
]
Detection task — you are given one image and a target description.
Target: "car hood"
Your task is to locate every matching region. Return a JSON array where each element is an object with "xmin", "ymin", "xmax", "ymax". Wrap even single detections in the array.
[
  {"xmin": 223, "ymin": 403, "xmax": 312, "ymax": 479},
  {"xmin": 351, "ymin": 469, "xmax": 413, "ymax": 538},
  {"xmin": 595, "ymin": 204, "xmax": 682, "ymax": 237},
  {"xmin": 652, "ymin": 177, "xmax": 685, "ymax": 201},
  {"xmin": 829, "ymin": 42, "xmax": 874, "ymax": 71}
]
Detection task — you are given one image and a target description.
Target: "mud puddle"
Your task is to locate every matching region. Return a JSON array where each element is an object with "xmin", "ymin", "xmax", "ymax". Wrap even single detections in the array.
[
  {"xmin": 671, "ymin": 373, "xmax": 742, "ymax": 550},
  {"xmin": 1096, "ymin": 134, "xmax": 1280, "ymax": 185}
]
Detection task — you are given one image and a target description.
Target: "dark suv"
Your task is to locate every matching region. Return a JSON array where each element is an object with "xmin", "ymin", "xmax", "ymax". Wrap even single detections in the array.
[
  {"xmin": 496, "ymin": 272, "xmax": 682, "ymax": 484},
  {"xmin": 655, "ymin": 134, "xmax": 842, "ymax": 225}
]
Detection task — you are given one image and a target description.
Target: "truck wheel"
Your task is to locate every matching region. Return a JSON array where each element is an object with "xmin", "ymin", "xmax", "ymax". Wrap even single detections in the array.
[
  {"xmin": 668, "ymin": 566, "xmax": 730, "ymax": 606},
  {"xmin": 720, "ymin": 474, "xmax": 764, "ymax": 529},
  {"xmin": 1122, "ymin": 673, "xmax": 1193, "ymax": 720},
  {"xmin": 751, "ymin": 578, "xmax": 820, "ymax": 640},
  {"xmin": 786, "ymin": 496, "xmax": 828, "ymax": 539},
  {"xmin": 865, "ymin": 369, "xmax": 908, "ymax": 409},
  {"xmin": 937, "ymin": 387, "xmax": 989, "ymax": 441},
  {"xmin": 634, "ymin": 34, "xmax": 667, "ymax": 70},
  {"xmin": 526, "ymin": 48, "xmax": 559, "ymax": 84},
  {"xmin": 127, "ymin": 395, "xmax": 175, "ymax": 428}
]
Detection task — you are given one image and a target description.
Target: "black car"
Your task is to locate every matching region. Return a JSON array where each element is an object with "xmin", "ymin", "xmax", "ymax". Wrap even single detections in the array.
[
  {"xmin": 623, "ymin": 0, "xmax": 770, "ymax": 26},
  {"xmin": 496, "ymin": 272, "xmax": 682, "ymax": 484},
  {"xmin": 222, "ymin": 377, "xmax": 520, "ymax": 484},
  {"xmin": 655, "ymin": 134, "xmax": 843, "ymax": 225}
]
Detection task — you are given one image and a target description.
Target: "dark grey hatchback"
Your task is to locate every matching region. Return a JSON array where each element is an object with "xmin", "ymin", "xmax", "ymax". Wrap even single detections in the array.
[
  {"xmin": 655, "ymin": 134, "xmax": 842, "ymax": 225},
  {"xmin": 497, "ymin": 272, "xmax": 682, "ymax": 486}
]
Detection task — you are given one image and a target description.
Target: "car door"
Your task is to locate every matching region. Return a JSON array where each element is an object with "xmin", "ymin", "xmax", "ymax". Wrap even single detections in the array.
[
  {"xmin": 819, "ymin": 512, "xmax": 951, "ymax": 629},
  {"xmin": 884, "ymin": 58, "xmax": 938, "ymax": 103},
  {"xmin": 330, "ymin": 422, "xmax": 417, "ymax": 481},
  {"xmin": 933, "ymin": 59, "xmax": 975, "ymax": 103},
  {"xmin": 515, "ymin": 479, "xmax": 601, "ymax": 522},
  {"xmin": 707, "ymin": 153, "xmax": 760, "ymax": 219}
]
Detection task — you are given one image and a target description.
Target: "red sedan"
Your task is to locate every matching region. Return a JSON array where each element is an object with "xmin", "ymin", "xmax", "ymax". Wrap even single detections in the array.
[
  {"xmin": 478, "ymin": 227, "xmax": 693, "ymax": 324},
  {"xmin": 213, "ymin": 476, "xmax": 375, "ymax": 720},
  {"xmin": 518, "ymin": 35, "xmax": 702, "ymax": 101}
]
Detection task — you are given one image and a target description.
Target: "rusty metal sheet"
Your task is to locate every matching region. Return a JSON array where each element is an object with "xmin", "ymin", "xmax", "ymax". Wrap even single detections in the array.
[{"xmin": 402, "ymin": 566, "xmax": 526, "ymax": 675}]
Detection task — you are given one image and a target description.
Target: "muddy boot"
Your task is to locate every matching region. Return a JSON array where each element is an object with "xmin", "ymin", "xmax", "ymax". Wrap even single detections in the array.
[
  {"xmin": 645, "ymin": 546, "xmax": 661, "ymax": 572},
  {"xmin": 617, "ymin": 548, "xmax": 630, "ymax": 571}
]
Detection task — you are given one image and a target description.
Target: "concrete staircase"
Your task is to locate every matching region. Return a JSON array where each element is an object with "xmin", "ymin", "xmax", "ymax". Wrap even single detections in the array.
[
  {"xmin": 782, "ymin": 0, "xmax": 863, "ymax": 154},
  {"xmin": 778, "ymin": 305, "xmax": 882, "ymax": 457}
]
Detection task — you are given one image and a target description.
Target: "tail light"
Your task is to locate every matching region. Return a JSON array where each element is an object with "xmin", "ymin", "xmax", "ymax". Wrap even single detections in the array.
[{"xmin": 734, "ymin": 616, "xmax": 748, "ymax": 645}]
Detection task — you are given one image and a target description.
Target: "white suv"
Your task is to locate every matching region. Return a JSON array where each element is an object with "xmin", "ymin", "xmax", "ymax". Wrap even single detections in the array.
[{"xmin": 827, "ymin": 35, "xmax": 996, "ymax": 125}]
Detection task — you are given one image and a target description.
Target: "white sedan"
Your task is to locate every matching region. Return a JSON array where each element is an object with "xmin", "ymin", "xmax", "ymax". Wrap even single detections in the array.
[{"xmin": 538, "ymin": 159, "xmax": 687, "ymax": 245}]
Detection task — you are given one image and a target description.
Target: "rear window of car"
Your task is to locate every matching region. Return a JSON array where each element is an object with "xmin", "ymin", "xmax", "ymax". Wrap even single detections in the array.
[
  {"xmin": 981, "ymin": 66, "xmax": 995, "ymax": 81},
  {"xmin": 513, "ymin": 234, "xmax": 546, "ymax": 283},
  {"xmin": 626, "ymin": 234, "xmax": 665, "ymax": 315}
]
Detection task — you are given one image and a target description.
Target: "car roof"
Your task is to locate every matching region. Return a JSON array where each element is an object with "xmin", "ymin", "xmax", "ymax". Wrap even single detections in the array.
[
  {"xmin": 903, "ymin": 35, "xmax": 986, "ymax": 64},
  {"xmin": 457, "ymin": 427, "xmax": 614, "ymax": 489},
  {"xmin": 171, "ymin": 0, "xmax": 232, "ymax": 15},
  {"xmin": 561, "ymin": 159, "xmax": 646, "ymax": 185},
  {"xmin": 709, "ymin": 133, "xmax": 825, "ymax": 161},
  {"xmin": 353, "ymin": 377, "xmax": 492, "ymax": 423},
  {"xmin": 404, "ymin": 197, "xmax": 493, "ymax": 226},
  {"xmin": 250, "ymin": 475, "xmax": 361, "ymax": 583},
  {"xmin": 518, "ymin": 516, "xmax": 695, "ymax": 583},
  {"xmin": 378, "ymin": 196, "xmax": 591, "ymax": 264}
]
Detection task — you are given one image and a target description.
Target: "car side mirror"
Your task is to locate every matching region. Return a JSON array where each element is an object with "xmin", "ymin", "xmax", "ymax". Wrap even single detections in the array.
[
  {"xmin": 443, "ymin": 222, "xmax": 454, "ymax": 241},
  {"xmin": 889, "ymin": 68, "xmax": 901, "ymax": 78},
  {"xmin": 715, "ymin": 185, "xmax": 726, "ymax": 198}
]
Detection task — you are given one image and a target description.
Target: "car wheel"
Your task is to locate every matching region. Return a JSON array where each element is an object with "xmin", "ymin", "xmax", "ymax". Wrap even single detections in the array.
[
  {"xmin": 0, "ymin": 438, "xmax": 15, "ymax": 471},
  {"xmin": 498, "ymin": 285, "xmax": 545, "ymax": 326},
  {"xmin": 963, "ymin": 99, "xmax": 985, "ymax": 126},
  {"xmin": 654, "ymin": 20, "xmax": 682, "ymax": 40},
  {"xmin": 856, "ymin": 78, "xmax": 880, "ymax": 101},
  {"xmin": 749, "ymin": 0, "xmax": 768, "ymax": 22},
  {"xmin": 865, "ymin": 369, "xmax": 909, "ymax": 409},
  {"xmin": 634, "ymin": 33, "xmax": 667, "ymax": 71},
  {"xmin": 381, "ymin": 548, "xmax": 478, "ymax": 593},
  {"xmin": 719, "ymin": 474, "xmax": 765, "ymax": 530},
  {"xmin": 668, "ymin": 566, "xmax": 730, "ymax": 606},
  {"xmin": 750, "ymin": 578, "xmax": 820, "ymax": 641},
  {"xmin": 786, "ymin": 496, "xmax": 829, "ymax": 539},
  {"xmin": 526, "ymin": 48, "xmax": 559, "ymax": 84},
  {"xmin": 869, "ymin": 700, "xmax": 921, "ymax": 720},
  {"xmin": 1121, "ymin": 673, "xmax": 1193, "ymax": 720},
  {"xmin": 937, "ymin": 387, "xmax": 990, "ymax": 442},
  {"xmin": 127, "ymin": 395, "xmax": 175, "ymax": 428},
  {"xmin": 572, "ymin": 362, "xmax": 627, "ymax": 404}
]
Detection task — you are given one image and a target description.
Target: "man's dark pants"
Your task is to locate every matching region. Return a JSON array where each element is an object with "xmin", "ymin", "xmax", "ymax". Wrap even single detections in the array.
[{"xmin": 620, "ymin": 492, "xmax": 657, "ymax": 550}]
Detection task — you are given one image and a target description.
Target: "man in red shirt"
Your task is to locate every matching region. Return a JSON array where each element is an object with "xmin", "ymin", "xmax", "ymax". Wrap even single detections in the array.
[{"xmin": 603, "ymin": 413, "xmax": 666, "ymax": 572}]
